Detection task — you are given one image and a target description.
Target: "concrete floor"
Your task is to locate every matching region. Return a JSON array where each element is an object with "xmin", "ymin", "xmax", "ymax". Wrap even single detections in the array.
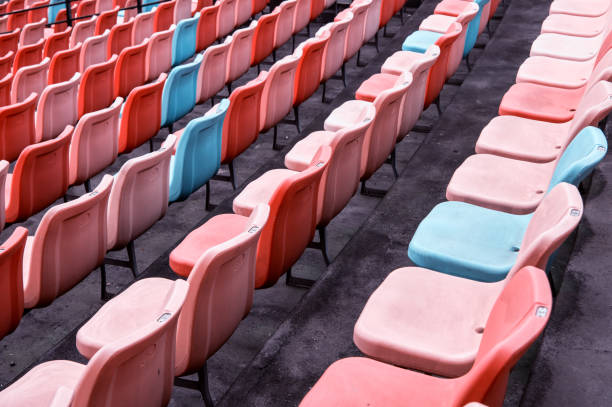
[{"xmin": 1, "ymin": 0, "xmax": 610, "ymax": 405}]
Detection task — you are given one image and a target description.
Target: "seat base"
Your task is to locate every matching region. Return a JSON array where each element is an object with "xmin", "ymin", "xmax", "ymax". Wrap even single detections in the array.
[
  {"xmin": 516, "ymin": 56, "xmax": 593, "ymax": 89},
  {"xmin": 499, "ymin": 83, "xmax": 583, "ymax": 123}
]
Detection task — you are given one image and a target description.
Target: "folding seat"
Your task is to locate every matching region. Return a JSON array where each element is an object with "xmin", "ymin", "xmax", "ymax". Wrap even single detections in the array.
[
  {"xmin": 52, "ymin": 5, "xmax": 77, "ymax": 33},
  {"xmin": 7, "ymin": 0, "xmax": 27, "ymax": 31},
  {"xmin": 0, "ymin": 29, "xmax": 20, "ymax": 57},
  {"xmin": 0, "ymin": 279, "xmax": 187, "ymax": 406},
  {"xmin": 549, "ymin": 0, "xmax": 611, "ymax": 18},
  {"xmin": 95, "ymin": 0, "xmax": 114, "ymax": 13},
  {"xmin": 528, "ymin": 29, "xmax": 612, "ymax": 63},
  {"xmin": 78, "ymin": 54, "xmax": 118, "ymax": 117},
  {"xmin": 196, "ymin": 37, "xmax": 231, "ymax": 104},
  {"xmin": 232, "ymin": 146, "xmax": 331, "ymax": 288},
  {"xmin": 0, "ymin": 226, "xmax": 27, "ymax": 340},
  {"xmin": 284, "ymin": 104, "xmax": 375, "ymax": 263},
  {"xmin": 477, "ymin": 81, "xmax": 612, "ymax": 163},
  {"xmin": 108, "ymin": 19, "xmax": 134, "ymax": 58},
  {"xmin": 419, "ymin": 13, "xmax": 470, "ymax": 79},
  {"xmin": 78, "ymin": 205, "xmax": 267, "ymax": 406},
  {"xmin": 146, "ymin": 26, "xmax": 174, "ymax": 82},
  {"xmin": 293, "ymin": 0, "xmax": 311, "ymax": 37},
  {"xmin": 70, "ymin": 16, "xmax": 97, "ymax": 48},
  {"xmin": 19, "ymin": 18, "xmax": 46, "ymax": 46},
  {"xmin": 317, "ymin": 17, "xmax": 351, "ymax": 102},
  {"xmin": 0, "ymin": 73, "xmax": 12, "ymax": 107},
  {"xmin": 10, "ymin": 56, "xmax": 49, "ymax": 104},
  {"xmin": 43, "ymin": 27, "xmax": 71, "ymax": 60},
  {"xmin": 119, "ymin": 73, "xmax": 167, "ymax": 154},
  {"xmin": 161, "ymin": 53, "xmax": 202, "ymax": 130},
  {"xmin": 27, "ymin": 0, "xmax": 49, "ymax": 24},
  {"xmin": 447, "ymin": 127, "xmax": 606, "ymax": 214},
  {"xmin": 13, "ymin": 38, "xmax": 44, "ymax": 73},
  {"xmin": 275, "ymin": 0, "xmax": 298, "ymax": 52},
  {"xmin": 252, "ymin": 0, "xmax": 268, "ymax": 15},
  {"xmin": 379, "ymin": 0, "xmax": 396, "ymax": 33},
  {"xmin": 76, "ymin": 0, "xmax": 96, "ymax": 18},
  {"xmin": 4, "ymin": 125, "xmax": 72, "ymax": 224},
  {"xmin": 196, "ymin": 2, "xmax": 221, "ymax": 51},
  {"xmin": 336, "ymin": 7, "xmax": 365, "ymax": 63},
  {"xmin": 48, "ymin": 42, "xmax": 81, "ymax": 84},
  {"xmin": 172, "ymin": 12, "xmax": 199, "ymax": 66},
  {"xmin": 36, "ymin": 72, "xmax": 80, "ymax": 142},
  {"xmin": 361, "ymin": 0, "xmax": 382, "ymax": 50},
  {"xmin": 168, "ymin": 99, "xmax": 229, "ymax": 203},
  {"xmin": 235, "ymin": 0, "xmax": 253, "ymax": 27},
  {"xmin": 132, "ymin": 9, "xmax": 156, "ymax": 44},
  {"xmin": 251, "ymin": 7, "xmax": 280, "ymax": 67},
  {"xmin": 95, "ymin": 7, "xmax": 118, "ymax": 36},
  {"xmin": 541, "ymin": 9, "xmax": 609, "ymax": 38},
  {"xmin": 303, "ymin": 266, "xmax": 552, "ymax": 406},
  {"xmin": 154, "ymin": 0, "xmax": 176, "ymax": 31},
  {"xmin": 0, "ymin": 92, "xmax": 36, "ymax": 162},
  {"xmin": 217, "ymin": 0, "xmax": 237, "ymax": 39},
  {"xmin": 174, "ymin": 0, "xmax": 192, "ymax": 22},
  {"xmin": 434, "ymin": 0, "xmax": 480, "ymax": 60},
  {"xmin": 80, "ymin": 30, "xmax": 110, "ymax": 72},
  {"xmin": 226, "ymin": 21, "xmax": 257, "ymax": 90},
  {"xmin": 114, "ymin": 41, "xmax": 148, "ymax": 98}
]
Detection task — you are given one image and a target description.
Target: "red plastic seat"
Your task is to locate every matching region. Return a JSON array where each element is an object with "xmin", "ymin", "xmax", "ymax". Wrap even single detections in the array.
[
  {"xmin": 95, "ymin": 6, "xmax": 118, "ymax": 35},
  {"xmin": 235, "ymin": 0, "xmax": 253, "ymax": 27},
  {"xmin": 13, "ymin": 37, "xmax": 44, "ymax": 73},
  {"xmin": 318, "ymin": 17, "xmax": 351, "ymax": 85},
  {"xmin": 113, "ymin": 41, "xmax": 148, "ymax": 98},
  {"xmin": 226, "ymin": 22, "xmax": 257, "ymax": 85},
  {"xmin": 19, "ymin": 18, "xmax": 46, "ymax": 46},
  {"xmin": 251, "ymin": 7, "xmax": 280, "ymax": 66},
  {"xmin": 0, "ymin": 29, "xmax": 20, "ymax": 57},
  {"xmin": 118, "ymin": 73, "xmax": 166, "ymax": 154},
  {"xmin": 217, "ymin": 0, "xmax": 237, "ymax": 38},
  {"xmin": 252, "ymin": 0, "xmax": 268, "ymax": 15},
  {"xmin": 48, "ymin": 42, "xmax": 81, "ymax": 84},
  {"xmin": 27, "ymin": 0, "xmax": 49, "ymax": 24},
  {"xmin": 132, "ymin": 9, "xmax": 156, "ymax": 45},
  {"xmin": 36, "ymin": 72, "xmax": 80, "ymax": 142},
  {"xmin": 108, "ymin": 19, "xmax": 134, "ymax": 58},
  {"xmin": 154, "ymin": 0, "xmax": 176, "ymax": 32},
  {"xmin": 197, "ymin": 37, "xmax": 231, "ymax": 103},
  {"xmin": 7, "ymin": 0, "xmax": 27, "ymax": 31},
  {"xmin": 0, "ymin": 92, "xmax": 36, "ymax": 162},
  {"xmin": 11, "ymin": 56, "xmax": 49, "ymax": 104},
  {"xmin": 0, "ymin": 226, "xmax": 27, "ymax": 339},
  {"xmin": 379, "ymin": 0, "xmax": 395, "ymax": 30},
  {"xmin": 293, "ymin": 33, "xmax": 329, "ymax": 117},
  {"xmin": 426, "ymin": 22, "xmax": 462, "ymax": 108},
  {"xmin": 196, "ymin": 3, "xmax": 220, "ymax": 51},
  {"xmin": 43, "ymin": 27, "xmax": 71, "ymax": 60},
  {"xmin": 70, "ymin": 16, "xmax": 97, "ymax": 48},
  {"xmin": 499, "ymin": 85, "xmax": 584, "ymax": 123},
  {"xmin": 78, "ymin": 54, "xmax": 118, "ymax": 117},
  {"xmin": 79, "ymin": 30, "xmax": 110, "ymax": 71},
  {"xmin": 274, "ymin": 0, "xmax": 297, "ymax": 50},
  {"xmin": 4, "ymin": 125, "xmax": 72, "ymax": 223},
  {"xmin": 76, "ymin": 0, "xmax": 96, "ymax": 17},
  {"xmin": 0, "ymin": 73, "xmax": 12, "ymax": 107},
  {"xmin": 311, "ymin": 0, "xmax": 324, "ymax": 20},
  {"xmin": 145, "ymin": 25, "xmax": 174, "ymax": 82},
  {"xmin": 0, "ymin": 51, "xmax": 14, "ymax": 78}
]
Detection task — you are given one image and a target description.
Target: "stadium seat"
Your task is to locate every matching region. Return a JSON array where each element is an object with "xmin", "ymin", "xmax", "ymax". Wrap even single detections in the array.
[
  {"xmin": 275, "ymin": 0, "xmax": 297, "ymax": 52},
  {"xmin": 226, "ymin": 21, "xmax": 257, "ymax": 88},
  {"xmin": 78, "ymin": 54, "xmax": 117, "ymax": 117},
  {"xmin": 95, "ymin": 6, "xmax": 118, "ymax": 35},
  {"xmin": 161, "ymin": 53, "xmax": 202, "ymax": 129},
  {"xmin": 7, "ymin": 0, "xmax": 27, "ymax": 30},
  {"xmin": 293, "ymin": 0, "xmax": 311, "ymax": 37},
  {"xmin": 76, "ymin": 0, "xmax": 96, "ymax": 17},
  {"xmin": 0, "ymin": 73, "xmax": 12, "ymax": 107},
  {"xmin": 132, "ymin": 9, "xmax": 156, "ymax": 45},
  {"xmin": 0, "ymin": 51, "xmax": 14, "ymax": 79},
  {"xmin": 335, "ymin": 6, "xmax": 365, "ymax": 63},
  {"xmin": 253, "ymin": 0, "xmax": 268, "ymax": 15},
  {"xmin": 196, "ymin": 2, "xmax": 220, "ymax": 51},
  {"xmin": 10, "ymin": 56, "xmax": 49, "ymax": 104},
  {"xmin": 47, "ymin": 0, "xmax": 65, "ymax": 23},
  {"xmin": 197, "ymin": 37, "xmax": 231, "ymax": 103},
  {"xmin": 79, "ymin": 29, "xmax": 109, "ymax": 71},
  {"xmin": 235, "ymin": 0, "xmax": 253, "ymax": 27},
  {"xmin": 541, "ymin": 12, "xmax": 609, "ymax": 38},
  {"xmin": 48, "ymin": 42, "xmax": 81, "ymax": 84},
  {"xmin": 154, "ymin": 0, "xmax": 176, "ymax": 31},
  {"xmin": 52, "ymin": 5, "xmax": 77, "ymax": 33},
  {"xmin": 0, "ymin": 92, "xmax": 37, "ymax": 162},
  {"xmin": 317, "ymin": 17, "xmax": 351, "ymax": 102},
  {"xmin": 175, "ymin": 0, "xmax": 192, "ymax": 22},
  {"xmin": 251, "ymin": 7, "xmax": 280, "ymax": 67},
  {"xmin": 146, "ymin": 25, "xmax": 174, "ymax": 82},
  {"xmin": 43, "ymin": 27, "xmax": 71, "ymax": 60},
  {"xmin": 217, "ymin": 0, "xmax": 237, "ymax": 38},
  {"xmin": 13, "ymin": 38, "xmax": 44, "ymax": 73},
  {"xmin": 172, "ymin": 12, "xmax": 199, "ymax": 66},
  {"xmin": 0, "ymin": 226, "xmax": 27, "ymax": 339},
  {"xmin": 433, "ymin": 0, "xmax": 480, "ymax": 59},
  {"xmin": 362, "ymin": 0, "xmax": 382, "ymax": 48},
  {"xmin": 19, "ymin": 18, "xmax": 46, "ymax": 46},
  {"xmin": 0, "ymin": 29, "xmax": 20, "ymax": 57},
  {"xmin": 419, "ymin": 14, "xmax": 469, "ymax": 78},
  {"xmin": 108, "ymin": 19, "xmax": 134, "ymax": 58},
  {"xmin": 114, "ymin": 41, "xmax": 148, "ymax": 98},
  {"xmin": 549, "ymin": 0, "xmax": 611, "ymax": 18},
  {"xmin": 70, "ymin": 16, "xmax": 97, "ymax": 48},
  {"xmin": 27, "ymin": 1, "xmax": 50, "ymax": 24},
  {"xmin": 36, "ymin": 72, "xmax": 80, "ymax": 142}
]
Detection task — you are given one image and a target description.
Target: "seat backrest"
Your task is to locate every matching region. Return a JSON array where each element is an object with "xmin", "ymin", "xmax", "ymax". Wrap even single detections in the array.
[
  {"xmin": 119, "ymin": 73, "xmax": 166, "ymax": 154},
  {"xmin": 251, "ymin": 7, "xmax": 280, "ymax": 66},
  {"xmin": 174, "ymin": 204, "xmax": 268, "ymax": 376},
  {"xmin": 108, "ymin": 19, "xmax": 134, "ymax": 58},
  {"xmin": 217, "ymin": 0, "xmax": 237, "ymax": 38},
  {"xmin": 7, "ymin": 0, "xmax": 27, "ymax": 30},
  {"xmin": 52, "ymin": 4, "xmax": 77, "ymax": 33},
  {"xmin": 196, "ymin": 2, "xmax": 220, "ymax": 51},
  {"xmin": 0, "ymin": 51, "xmax": 14, "ymax": 79},
  {"xmin": 549, "ymin": 126, "xmax": 608, "ymax": 189},
  {"xmin": 569, "ymin": 81, "xmax": 612, "ymax": 141},
  {"xmin": 95, "ymin": 0, "xmax": 114, "ymax": 13},
  {"xmin": 132, "ymin": 9, "xmax": 156, "ymax": 44},
  {"xmin": 311, "ymin": 0, "xmax": 325, "ymax": 20},
  {"xmin": 234, "ymin": 0, "xmax": 253, "ymax": 27},
  {"xmin": 293, "ymin": 0, "xmax": 311, "ymax": 34},
  {"xmin": 69, "ymin": 97, "xmax": 122, "ymax": 186},
  {"xmin": 71, "ymin": 16, "xmax": 97, "ymax": 48},
  {"xmin": 78, "ymin": 54, "xmax": 118, "ymax": 117},
  {"xmin": 172, "ymin": 13, "xmax": 199, "ymax": 66},
  {"xmin": 0, "ymin": 29, "xmax": 20, "ymax": 57},
  {"xmin": 154, "ymin": 0, "xmax": 176, "ymax": 31},
  {"xmin": 19, "ymin": 18, "xmax": 46, "ymax": 46},
  {"xmin": 47, "ymin": 0, "xmax": 65, "ymax": 23},
  {"xmin": 13, "ymin": 38, "xmax": 44, "ymax": 73},
  {"xmin": 222, "ymin": 72, "xmax": 266, "ymax": 163},
  {"xmin": 274, "ymin": 0, "xmax": 297, "ymax": 48},
  {"xmin": 253, "ymin": 146, "xmax": 331, "ymax": 288},
  {"xmin": 456, "ymin": 266, "xmax": 552, "ymax": 407},
  {"xmin": 48, "ymin": 42, "xmax": 81, "ymax": 84},
  {"xmin": 425, "ymin": 22, "xmax": 461, "ymax": 107},
  {"xmin": 161, "ymin": 53, "xmax": 202, "ymax": 127},
  {"xmin": 96, "ymin": 7, "xmax": 118, "ymax": 35},
  {"xmin": 0, "ymin": 92, "xmax": 37, "ymax": 162},
  {"xmin": 108, "ymin": 135, "xmax": 175, "ymax": 250},
  {"xmin": 252, "ymin": 0, "xmax": 268, "ymax": 14},
  {"xmin": 146, "ymin": 25, "xmax": 174, "ymax": 82},
  {"xmin": 169, "ymin": 99, "xmax": 229, "ymax": 202},
  {"xmin": 0, "ymin": 226, "xmax": 28, "ymax": 339},
  {"xmin": 318, "ymin": 17, "xmax": 351, "ymax": 82},
  {"xmin": 259, "ymin": 50, "xmax": 301, "ymax": 131},
  {"xmin": 5, "ymin": 125, "xmax": 72, "ymax": 224},
  {"xmin": 0, "ymin": 73, "xmax": 12, "ymax": 107},
  {"xmin": 76, "ymin": 0, "xmax": 96, "ymax": 17},
  {"xmin": 36, "ymin": 72, "xmax": 80, "ymax": 142},
  {"xmin": 512, "ymin": 183, "xmax": 583, "ymax": 276},
  {"xmin": 80, "ymin": 29, "xmax": 109, "ymax": 71},
  {"xmin": 293, "ymin": 33, "xmax": 329, "ymax": 106},
  {"xmin": 227, "ymin": 21, "xmax": 257, "ymax": 83},
  {"xmin": 71, "ymin": 279, "xmax": 187, "ymax": 406},
  {"xmin": 0, "ymin": 160, "xmax": 5, "ymax": 228},
  {"xmin": 11, "ymin": 56, "xmax": 49, "ymax": 104},
  {"xmin": 362, "ymin": 0, "xmax": 382, "ymax": 42},
  {"xmin": 43, "ymin": 26, "xmax": 71, "ymax": 60},
  {"xmin": 379, "ymin": 0, "xmax": 396, "ymax": 28},
  {"xmin": 114, "ymin": 40, "xmax": 148, "ymax": 98},
  {"xmin": 27, "ymin": 1, "xmax": 49, "ymax": 24},
  {"xmin": 340, "ymin": 6, "xmax": 366, "ymax": 60},
  {"xmin": 197, "ymin": 36, "xmax": 231, "ymax": 103},
  {"xmin": 175, "ymin": 0, "xmax": 192, "ymax": 22}
]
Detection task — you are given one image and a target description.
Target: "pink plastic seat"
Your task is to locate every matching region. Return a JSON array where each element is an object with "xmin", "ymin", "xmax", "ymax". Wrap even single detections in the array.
[
  {"xmin": 4, "ymin": 125, "xmax": 72, "ymax": 224},
  {"xmin": 70, "ymin": 16, "xmax": 97, "ymax": 48},
  {"xmin": 27, "ymin": 0, "xmax": 49, "ymax": 24},
  {"xmin": 0, "ymin": 278, "xmax": 187, "ymax": 406},
  {"xmin": 529, "ymin": 31, "xmax": 607, "ymax": 62},
  {"xmin": 48, "ymin": 42, "xmax": 81, "ymax": 84},
  {"xmin": 549, "ymin": 0, "xmax": 610, "ymax": 17},
  {"xmin": 13, "ymin": 38, "xmax": 44, "ymax": 73},
  {"xmin": 477, "ymin": 81, "xmax": 612, "ymax": 163},
  {"xmin": 197, "ymin": 37, "xmax": 231, "ymax": 103},
  {"xmin": 317, "ymin": 17, "xmax": 351, "ymax": 100},
  {"xmin": 292, "ymin": 0, "xmax": 311, "ymax": 36},
  {"xmin": 0, "ymin": 29, "xmax": 20, "ymax": 57},
  {"xmin": 0, "ymin": 92, "xmax": 36, "ymax": 162},
  {"xmin": 0, "ymin": 226, "xmax": 27, "ymax": 339},
  {"xmin": 235, "ymin": 0, "xmax": 253, "ymax": 27},
  {"xmin": 95, "ymin": 6, "xmax": 119, "ymax": 35},
  {"xmin": 275, "ymin": 0, "xmax": 297, "ymax": 50},
  {"xmin": 361, "ymin": 0, "xmax": 382, "ymax": 45},
  {"xmin": 78, "ymin": 54, "xmax": 117, "ymax": 117},
  {"xmin": 43, "ymin": 27, "xmax": 71, "ymax": 60},
  {"xmin": 114, "ymin": 41, "xmax": 148, "ymax": 98},
  {"xmin": 196, "ymin": 3, "xmax": 220, "ymax": 51},
  {"xmin": 154, "ymin": 0, "xmax": 176, "ymax": 31},
  {"xmin": 541, "ymin": 13, "xmax": 608, "ymax": 38},
  {"xmin": 95, "ymin": 0, "xmax": 114, "ymax": 13},
  {"xmin": 145, "ymin": 26, "xmax": 174, "ymax": 81},
  {"xmin": 10, "ymin": 56, "xmax": 49, "ymax": 104},
  {"xmin": 19, "ymin": 18, "xmax": 46, "ymax": 46},
  {"xmin": 337, "ymin": 6, "xmax": 366, "ymax": 62},
  {"xmin": 217, "ymin": 0, "xmax": 237, "ymax": 38},
  {"xmin": 226, "ymin": 22, "xmax": 257, "ymax": 86},
  {"xmin": 132, "ymin": 9, "xmax": 156, "ymax": 44},
  {"xmin": 79, "ymin": 30, "xmax": 110, "ymax": 71},
  {"xmin": 36, "ymin": 72, "xmax": 80, "ymax": 142},
  {"xmin": 0, "ymin": 51, "xmax": 15, "ymax": 79},
  {"xmin": 419, "ymin": 13, "xmax": 469, "ymax": 79},
  {"xmin": 175, "ymin": 0, "xmax": 192, "ymax": 22},
  {"xmin": 108, "ymin": 19, "xmax": 134, "ymax": 58},
  {"xmin": 303, "ymin": 266, "xmax": 552, "ymax": 406},
  {"xmin": 0, "ymin": 73, "xmax": 11, "ymax": 108}
]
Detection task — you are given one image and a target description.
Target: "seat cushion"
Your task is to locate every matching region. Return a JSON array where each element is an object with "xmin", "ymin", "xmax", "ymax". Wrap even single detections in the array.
[
  {"xmin": 402, "ymin": 30, "xmax": 443, "ymax": 53},
  {"xmin": 549, "ymin": 0, "xmax": 610, "ymax": 17},
  {"xmin": 419, "ymin": 14, "xmax": 456, "ymax": 34},
  {"xmin": 516, "ymin": 56, "xmax": 594, "ymax": 89},
  {"xmin": 324, "ymin": 100, "xmax": 374, "ymax": 132},
  {"xmin": 381, "ymin": 50, "xmax": 427, "ymax": 76},
  {"xmin": 446, "ymin": 154, "xmax": 556, "ymax": 214},
  {"xmin": 541, "ymin": 13, "xmax": 607, "ymax": 37},
  {"xmin": 354, "ymin": 267, "xmax": 503, "ymax": 377},
  {"xmin": 285, "ymin": 131, "xmax": 336, "ymax": 171},
  {"xmin": 408, "ymin": 201, "xmax": 531, "ymax": 282},
  {"xmin": 232, "ymin": 169, "xmax": 296, "ymax": 216},
  {"xmin": 355, "ymin": 73, "xmax": 398, "ymax": 102},
  {"xmin": 530, "ymin": 33, "xmax": 601, "ymax": 62}
]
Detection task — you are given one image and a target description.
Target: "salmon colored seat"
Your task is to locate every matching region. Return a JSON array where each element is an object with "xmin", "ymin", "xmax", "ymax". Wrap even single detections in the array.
[
  {"xmin": 226, "ymin": 22, "xmax": 257, "ymax": 89},
  {"xmin": 361, "ymin": 0, "xmax": 382, "ymax": 49},
  {"xmin": 114, "ymin": 41, "xmax": 148, "ymax": 98},
  {"xmin": 48, "ymin": 42, "xmax": 81, "ymax": 85},
  {"xmin": 232, "ymin": 146, "xmax": 331, "ymax": 288},
  {"xmin": 235, "ymin": 0, "xmax": 253, "ymax": 27},
  {"xmin": 95, "ymin": 6, "xmax": 119, "ymax": 35},
  {"xmin": 0, "ymin": 92, "xmax": 37, "ymax": 162},
  {"xmin": 19, "ymin": 18, "xmax": 46, "ymax": 46},
  {"xmin": 251, "ymin": 7, "xmax": 280, "ymax": 67},
  {"xmin": 76, "ymin": 0, "xmax": 96, "ymax": 17},
  {"xmin": 27, "ymin": 1, "xmax": 49, "ymax": 25},
  {"xmin": 53, "ymin": 5, "xmax": 77, "ymax": 33},
  {"xmin": 172, "ymin": 12, "xmax": 199, "ymax": 66},
  {"xmin": 529, "ymin": 32, "xmax": 606, "ymax": 62},
  {"xmin": 0, "ymin": 73, "xmax": 11, "ymax": 107},
  {"xmin": 0, "ymin": 160, "xmax": 7, "ymax": 228},
  {"xmin": 146, "ymin": 26, "xmax": 174, "ymax": 82},
  {"xmin": 161, "ymin": 53, "xmax": 202, "ymax": 129},
  {"xmin": 36, "ymin": 72, "xmax": 80, "ymax": 142},
  {"xmin": 79, "ymin": 30, "xmax": 109, "ymax": 71},
  {"xmin": 0, "ymin": 226, "xmax": 27, "ymax": 339},
  {"xmin": 194, "ymin": 3, "xmax": 219, "ymax": 52},
  {"xmin": 0, "ymin": 278, "xmax": 187, "ymax": 406},
  {"xmin": 70, "ymin": 16, "xmax": 97, "ymax": 48},
  {"xmin": 274, "ymin": 0, "xmax": 296, "ymax": 51},
  {"xmin": 217, "ymin": 0, "xmax": 237, "ymax": 38},
  {"xmin": 433, "ymin": 0, "xmax": 480, "ymax": 59},
  {"xmin": 10, "ymin": 57, "xmax": 49, "ymax": 104},
  {"xmin": 419, "ymin": 14, "xmax": 468, "ymax": 79},
  {"xmin": 7, "ymin": 0, "xmax": 27, "ymax": 30},
  {"xmin": 154, "ymin": 0, "xmax": 176, "ymax": 31},
  {"xmin": 549, "ymin": 0, "xmax": 610, "ymax": 17},
  {"xmin": 13, "ymin": 38, "xmax": 44, "ymax": 73},
  {"xmin": 132, "ymin": 9, "xmax": 156, "ymax": 45},
  {"xmin": 317, "ymin": 17, "xmax": 351, "ymax": 102},
  {"xmin": 0, "ymin": 29, "xmax": 20, "ymax": 57},
  {"xmin": 43, "ymin": 27, "xmax": 71, "ymax": 61},
  {"xmin": 196, "ymin": 37, "xmax": 231, "ymax": 103},
  {"xmin": 174, "ymin": 0, "xmax": 192, "ymax": 22},
  {"xmin": 303, "ymin": 266, "xmax": 552, "ymax": 407},
  {"xmin": 78, "ymin": 54, "xmax": 117, "ymax": 117},
  {"xmin": 541, "ymin": 13, "xmax": 609, "ymax": 38},
  {"xmin": 336, "ymin": 6, "xmax": 365, "ymax": 63},
  {"xmin": 108, "ymin": 19, "xmax": 134, "ymax": 58},
  {"xmin": 0, "ymin": 51, "xmax": 15, "ymax": 79}
]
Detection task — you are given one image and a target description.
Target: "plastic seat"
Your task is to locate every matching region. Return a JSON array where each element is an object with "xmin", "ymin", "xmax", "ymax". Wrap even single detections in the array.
[
  {"xmin": 362, "ymin": 0, "xmax": 382, "ymax": 44},
  {"xmin": 146, "ymin": 26, "xmax": 174, "ymax": 82},
  {"xmin": 304, "ymin": 265, "xmax": 553, "ymax": 407},
  {"xmin": 119, "ymin": 73, "xmax": 166, "ymax": 154},
  {"xmin": 541, "ymin": 13, "xmax": 608, "ymax": 38},
  {"xmin": 76, "ymin": 0, "xmax": 96, "ymax": 17},
  {"xmin": 0, "ymin": 278, "xmax": 187, "ymax": 406},
  {"xmin": 0, "ymin": 29, "xmax": 20, "ymax": 57},
  {"xmin": 251, "ymin": 7, "xmax": 280, "ymax": 67},
  {"xmin": 235, "ymin": 0, "xmax": 253, "ymax": 27},
  {"xmin": 0, "ymin": 226, "xmax": 27, "ymax": 339},
  {"xmin": 154, "ymin": 0, "xmax": 176, "ymax": 31},
  {"xmin": 408, "ymin": 183, "xmax": 583, "ymax": 283},
  {"xmin": 447, "ymin": 127, "xmax": 607, "ymax": 214},
  {"xmin": 27, "ymin": 1, "xmax": 49, "ymax": 25},
  {"xmin": 11, "ymin": 57, "xmax": 49, "ymax": 104},
  {"xmin": 0, "ymin": 73, "xmax": 12, "ymax": 107},
  {"xmin": 530, "ymin": 32, "xmax": 606, "ymax": 62},
  {"xmin": 419, "ymin": 15, "xmax": 467, "ymax": 79},
  {"xmin": 52, "ymin": 5, "xmax": 77, "ymax": 33},
  {"xmin": 293, "ymin": 0, "xmax": 310, "ymax": 35},
  {"xmin": 0, "ymin": 92, "xmax": 37, "ymax": 162},
  {"xmin": 80, "ymin": 30, "xmax": 109, "ymax": 71},
  {"xmin": 217, "ymin": 0, "xmax": 237, "ymax": 38},
  {"xmin": 78, "ymin": 54, "xmax": 117, "ymax": 118},
  {"xmin": 476, "ymin": 81, "xmax": 612, "ymax": 163},
  {"xmin": 48, "ymin": 42, "xmax": 80, "ymax": 84},
  {"xmin": 114, "ymin": 41, "xmax": 148, "ymax": 98},
  {"xmin": 7, "ymin": 0, "xmax": 27, "ymax": 31},
  {"xmin": 4, "ymin": 125, "xmax": 72, "ymax": 224},
  {"xmin": 232, "ymin": 146, "xmax": 331, "ymax": 288},
  {"xmin": 108, "ymin": 19, "xmax": 134, "ymax": 58},
  {"xmin": 36, "ymin": 72, "xmax": 80, "ymax": 142},
  {"xmin": 379, "ymin": 0, "xmax": 396, "ymax": 30},
  {"xmin": 434, "ymin": 0, "xmax": 480, "ymax": 58},
  {"xmin": 47, "ymin": 0, "xmax": 65, "ymax": 23},
  {"xmin": 161, "ymin": 53, "xmax": 202, "ymax": 128},
  {"xmin": 549, "ymin": 0, "xmax": 610, "ymax": 17},
  {"xmin": 174, "ymin": 0, "xmax": 192, "ymax": 22},
  {"xmin": 293, "ymin": 33, "xmax": 329, "ymax": 127},
  {"xmin": 275, "ymin": 0, "xmax": 297, "ymax": 50},
  {"xmin": 172, "ymin": 13, "xmax": 199, "ymax": 66},
  {"xmin": 310, "ymin": 0, "xmax": 325, "ymax": 21},
  {"xmin": 19, "ymin": 18, "xmax": 46, "ymax": 46},
  {"xmin": 252, "ymin": 0, "xmax": 268, "ymax": 15},
  {"xmin": 0, "ymin": 51, "xmax": 14, "ymax": 79},
  {"xmin": 196, "ymin": 2, "xmax": 220, "ymax": 51},
  {"xmin": 13, "ymin": 38, "xmax": 44, "ymax": 73},
  {"xmin": 318, "ymin": 17, "xmax": 351, "ymax": 91},
  {"xmin": 95, "ymin": 0, "xmax": 114, "ymax": 13},
  {"xmin": 226, "ymin": 22, "xmax": 257, "ymax": 86},
  {"xmin": 70, "ymin": 16, "xmax": 97, "ymax": 48},
  {"xmin": 197, "ymin": 37, "xmax": 231, "ymax": 103},
  {"xmin": 132, "ymin": 9, "xmax": 156, "ymax": 44},
  {"xmin": 43, "ymin": 27, "xmax": 71, "ymax": 60},
  {"xmin": 337, "ymin": 6, "xmax": 366, "ymax": 62},
  {"xmin": 168, "ymin": 99, "xmax": 229, "ymax": 202}
]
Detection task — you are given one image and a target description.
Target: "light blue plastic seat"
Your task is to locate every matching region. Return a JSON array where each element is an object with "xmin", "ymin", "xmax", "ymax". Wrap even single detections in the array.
[
  {"xmin": 402, "ymin": 30, "xmax": 443, "ymax": 53},
  {"xmin": 48, "ymin": 2, "xmax": 66, "ymax": 24},
  {"xmin": 161, "ymin": 53, "xmax": 203, "ymax": 129},
  {"xmin": 462, "ymin": 0, "xmax": 490, "ymax": 57},
  {"xmin": 169, "ymin": 99, "xmax": 230, "ymax": 203},
  {"xmin": 172, "ymin": 13, "xmax": 200, "ymax": 66}
]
